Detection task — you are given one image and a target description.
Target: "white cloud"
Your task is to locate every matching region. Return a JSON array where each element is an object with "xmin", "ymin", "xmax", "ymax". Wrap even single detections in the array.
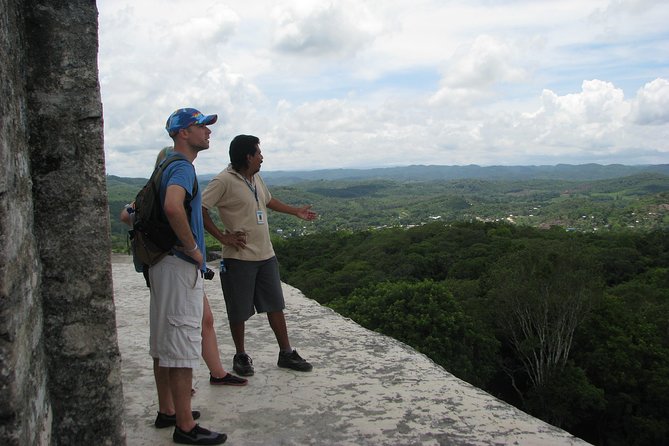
[
  {"xmin": 271, "ymin": 3, "xmax": 378, "ymax": 58},
  {"xmin": 429, "ymin": 35, "xmax": 538, "ymax": 106},
  {"xmin": 443, "ymin": 35, "xmax": 532, "ymax": 88},
  {"xmin": 591, "ymin": 0, "xmax": 666, "ymax": 20},
  {"xmin": 538, "ymin": 80, "xmax": 628, "ymax": 124},
  {"xmin": 630, "ymin": 78, "xmax": 669, "ymax": 125},
  {"xmin": 503, "ymin": 80, "xmax": 630, "ymax": 159}
]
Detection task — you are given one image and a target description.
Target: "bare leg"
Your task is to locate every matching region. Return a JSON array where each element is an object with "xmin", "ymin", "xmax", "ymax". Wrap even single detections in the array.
[
  {"xmin": 267, "ymin": 311, "xmax": 291, "ymax": 351},
  {"xmin": 170, "ymin": 367, "xmax": 195, "ymax": 432},
  {"xmin": 201, "ymin": 294, "xmax": 226, "ymax": 378},
  {"xmin": 230, "ymin": 321, "xmax": 246, "ymax": 354},
  {"xmin": 154, "ymin": 358, "xmax": 174, "ymax": 414}
]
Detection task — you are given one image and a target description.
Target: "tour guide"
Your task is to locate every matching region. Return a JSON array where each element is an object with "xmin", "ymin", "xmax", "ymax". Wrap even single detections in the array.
[{"xmin": 201, "ymin": 134, "xmax": 317, "ymax": 377}]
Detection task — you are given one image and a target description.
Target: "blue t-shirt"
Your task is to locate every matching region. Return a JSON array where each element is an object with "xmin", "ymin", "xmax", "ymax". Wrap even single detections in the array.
[{"xmin": 159, "ymin": 154, "xmax": 206, "ymax": 271}]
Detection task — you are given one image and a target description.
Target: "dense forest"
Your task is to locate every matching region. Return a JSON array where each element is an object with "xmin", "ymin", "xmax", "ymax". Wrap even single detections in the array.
[
  {"xmin": 274, "ymin": 222, "xmax": 669, "ymax": 446},
  {"xmin": 107, "ymin": 166, "xmax": 669, "ymax": 445}
]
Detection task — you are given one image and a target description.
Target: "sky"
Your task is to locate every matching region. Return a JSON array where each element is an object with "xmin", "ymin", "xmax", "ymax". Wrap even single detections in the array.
[{"xmin": 98, "ymin": 0, "xmax": 669, "ymax": 178}]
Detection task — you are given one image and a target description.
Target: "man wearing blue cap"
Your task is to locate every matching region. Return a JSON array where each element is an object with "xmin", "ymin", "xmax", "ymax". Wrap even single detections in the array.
[{"xmin": 149, "ymin": 108, "xmax": 227, "ymax": 445}]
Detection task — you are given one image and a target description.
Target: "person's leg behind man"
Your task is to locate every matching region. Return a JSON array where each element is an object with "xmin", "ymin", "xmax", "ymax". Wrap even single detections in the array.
[{"xmin": 202, "ymin": 294, "xmax": 247, "ymax": 386}]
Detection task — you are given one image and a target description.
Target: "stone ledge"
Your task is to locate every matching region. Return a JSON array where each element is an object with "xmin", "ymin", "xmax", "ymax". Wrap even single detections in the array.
[{"xmin": 113, "ymin": 254, "xmax": 590, "ymax": 445}]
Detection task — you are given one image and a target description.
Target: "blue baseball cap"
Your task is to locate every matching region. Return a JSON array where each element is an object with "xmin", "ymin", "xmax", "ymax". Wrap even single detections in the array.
[{"xmin": 165, "ymin": 108, "xmax": 218, "ymax": 136}]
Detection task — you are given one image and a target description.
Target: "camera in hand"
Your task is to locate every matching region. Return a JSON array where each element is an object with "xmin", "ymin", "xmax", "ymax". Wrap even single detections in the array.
[{"xmin": 204, "ymin": 268, "xmax": 214, "ymax": 280}]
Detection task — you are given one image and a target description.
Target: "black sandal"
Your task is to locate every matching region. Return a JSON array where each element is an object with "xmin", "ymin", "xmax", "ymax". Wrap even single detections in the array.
[{"xmin": 209, "ymin": 372, "xmax": 248, "ymax": 386}]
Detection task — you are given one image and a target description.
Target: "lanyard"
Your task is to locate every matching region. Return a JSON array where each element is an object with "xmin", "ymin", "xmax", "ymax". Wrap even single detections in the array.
[{"xmin": 243, "ymin": 176, "xmax": 259, "ymax": 205}]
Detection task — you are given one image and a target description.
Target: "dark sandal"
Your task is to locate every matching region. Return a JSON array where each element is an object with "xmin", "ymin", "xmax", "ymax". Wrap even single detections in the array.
[{"xmin": 209, "ymin": 372, "xmax": 248, "ymax": 386}]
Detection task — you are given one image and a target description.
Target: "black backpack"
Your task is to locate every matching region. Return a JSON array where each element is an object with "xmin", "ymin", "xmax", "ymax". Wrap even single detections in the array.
[{"xmin": 130, "ymin": 156, "xmax": 198, "ymax": 267}]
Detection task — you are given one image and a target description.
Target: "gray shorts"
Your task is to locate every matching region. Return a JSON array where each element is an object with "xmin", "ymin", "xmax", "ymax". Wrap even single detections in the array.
[
  {"xmin": 219, "ymin": 256, "xmax": 285, "ymax": 324},
  {"xmin": 148, "ymin": 255, "xmax": 204, "ymax": 368}
]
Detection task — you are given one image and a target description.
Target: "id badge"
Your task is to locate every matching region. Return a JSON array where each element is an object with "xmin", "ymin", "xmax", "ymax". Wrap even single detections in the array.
[{"xmin": 256, "ymin": 210, "xmax": 265, "ymax": 224}]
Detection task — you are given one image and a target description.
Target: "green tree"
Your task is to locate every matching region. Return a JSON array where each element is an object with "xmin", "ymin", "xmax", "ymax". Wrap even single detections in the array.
[
  {"xmin": 486, "ymin": 241, "xmax": 603, "ymax": 420},
  {"xmin": 572, "ymin": 287, "xmax": 669, "ymax": 445},
  {"xmin": 330, "ymin": 280, "xmax": 499, "ymax": 387}
]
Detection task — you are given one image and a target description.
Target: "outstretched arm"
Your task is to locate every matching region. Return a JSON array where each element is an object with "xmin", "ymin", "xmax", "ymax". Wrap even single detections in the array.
[{"xmin": 267, "ymin": 198, "xmax": 317, "ymax": 221}]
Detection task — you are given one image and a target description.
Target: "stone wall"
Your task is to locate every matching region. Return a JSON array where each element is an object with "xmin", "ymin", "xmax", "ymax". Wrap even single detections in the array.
[{"xmin": 0, "ymin": 1, "xmax": 125, "ymax": 444}]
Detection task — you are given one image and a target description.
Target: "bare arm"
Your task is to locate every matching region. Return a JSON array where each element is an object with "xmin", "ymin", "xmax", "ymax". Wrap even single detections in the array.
[
  {"xmin": 267, "ymin": 197, "xmax": 317, "ymax": 221},
  {"xmin": 163, "ymin": 184, "xmax": 203, "ymax": 267}
]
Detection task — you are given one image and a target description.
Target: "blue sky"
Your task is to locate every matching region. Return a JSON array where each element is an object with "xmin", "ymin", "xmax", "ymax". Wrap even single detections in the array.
[{"xmin": 98, "ymin": 0, "xmax": 669, "ymax": 178}]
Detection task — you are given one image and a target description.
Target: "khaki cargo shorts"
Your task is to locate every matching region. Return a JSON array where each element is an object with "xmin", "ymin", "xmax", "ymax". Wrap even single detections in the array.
[{"xmin": 148, "ymin": 255, "xmax": 204, "ymax": 368}]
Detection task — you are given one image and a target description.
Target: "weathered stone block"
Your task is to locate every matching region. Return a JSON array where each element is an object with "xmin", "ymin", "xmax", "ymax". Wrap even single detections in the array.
[{"xmin": 1, "ymin": 1, "xmax": 126, "ymax": 444}]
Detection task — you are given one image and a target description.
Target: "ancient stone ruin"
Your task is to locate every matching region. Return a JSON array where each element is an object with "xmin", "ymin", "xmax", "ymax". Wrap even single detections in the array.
[{"xmin": 0, "ymin": 1, "xmax": 126, "ymax": 444}]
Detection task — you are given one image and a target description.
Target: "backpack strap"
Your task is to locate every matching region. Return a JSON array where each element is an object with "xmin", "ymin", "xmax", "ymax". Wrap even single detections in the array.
[{"xmin": 158, "ymin": 155, "xmax": 198, "ymax": 201}]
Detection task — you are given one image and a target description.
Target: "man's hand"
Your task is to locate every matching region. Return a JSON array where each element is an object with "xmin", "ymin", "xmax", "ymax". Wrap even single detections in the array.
[
  {"xmin": 174, "ymin": 244, "xmax": 205, "ymax": 269},
  {"xmin": 267, "ymin": 198, "xmax": 317, "ymax": 221},
  {"xmin": 223, "ymin": 231, "xmax": 247, "ymax": 250},
  {"xmin": 189, "ymin": 248, "xmax": 205, "ymax": 269},
  {"xmin": 296, "ymin": 205, "xmax": 317, "ymax": 221}
]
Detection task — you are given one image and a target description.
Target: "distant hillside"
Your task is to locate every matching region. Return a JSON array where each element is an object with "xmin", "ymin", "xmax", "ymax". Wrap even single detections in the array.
[
  {"xmin": 255, "ymin": 163, "xmax": 669, "ymax": 186},
  {"xmin": 107, "ymin": 166, "xmax": 669, "ymax": 196},
  {"xmin": 107, "ymin": 167, "xmax": 669, "ymax": 253},
  {"xmin": 126, "ymin": 164, "xmax": 669, "ymax": 187},
  {"xmin": 107, "ymin": 175, "xmax": 147, "ymax": 201}
]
